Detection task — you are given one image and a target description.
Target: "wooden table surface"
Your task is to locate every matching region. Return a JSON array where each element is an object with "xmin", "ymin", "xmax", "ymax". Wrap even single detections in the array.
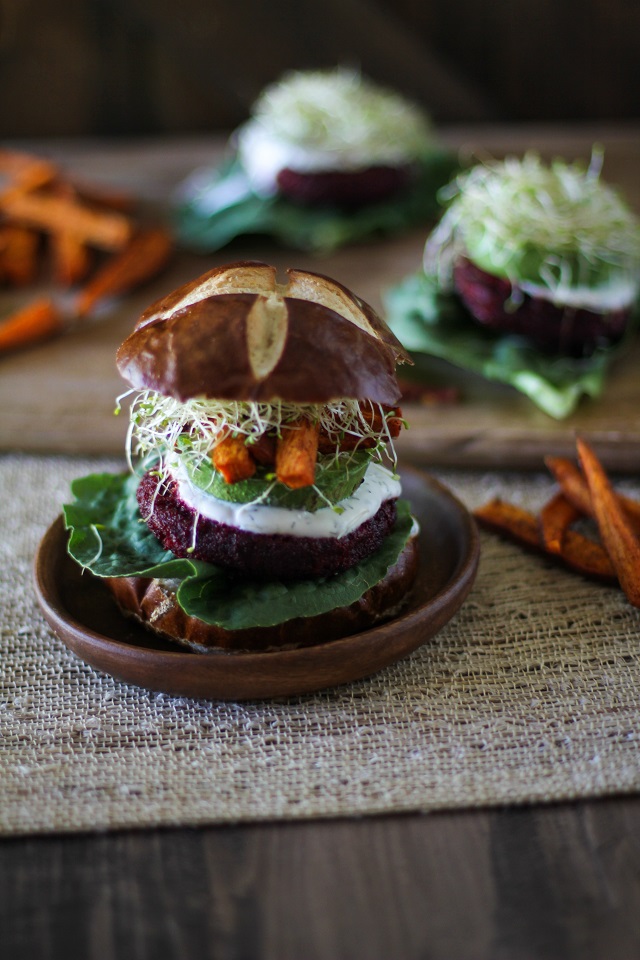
[
  {"xmin": 1, "ymin": 125, "xmax": 640, "ymax": 469},
  {"xmin": 4, "ymin": 127, "xmax": 640, "ymax": 959}
]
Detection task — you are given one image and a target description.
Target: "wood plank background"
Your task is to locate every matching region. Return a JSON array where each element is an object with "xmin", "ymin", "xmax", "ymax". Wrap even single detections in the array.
[
  {"xmin": 1, "ymin": 128, "xmax": 639, "ymax": 470},
  {"xmin": 0, "ymin": 0, "xmax": 638, "ymax": 138},
  {"xmin": 4, "ymin": 798, "xmax": 640, "ymax": 959}
]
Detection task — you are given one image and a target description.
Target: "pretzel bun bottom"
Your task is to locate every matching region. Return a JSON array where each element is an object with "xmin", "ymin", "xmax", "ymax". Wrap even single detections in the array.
[{"xmin": 105, "ymin": 535, "xmax": 419, "ymax": 653}]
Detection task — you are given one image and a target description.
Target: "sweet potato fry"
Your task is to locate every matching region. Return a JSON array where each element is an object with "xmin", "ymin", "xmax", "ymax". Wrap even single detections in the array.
[
  {"xmin": 0, "ymin": 297, "xmax": 63, "ymax": 353},
  {"xmin": 544, "ymin": 456, "xmax": 593, "ymax": 514},
  {"xmin": 276, "ymin": 419, "xmax": 319, "ymax": 489},
  {"xmin": 557, "ymin": 529, "xmax": 617, "ymax": 582},
  {"xmin": 576, "ymin": 438, "xmax": 640, "ymax": 606},
  {"xmin": 212, "ymin": 434, "xmax": 256, "ymax": 484},
  {"xmin": 317, "ymin": 404, "xmax": 402, "ymax": 453},
  {"xmin": 75, "ymin": 226, "xmax": 173, "ymax": 317},
  {"xmin": 250, "ymin": 433, "xmax": 277, "ymax": 467},
  {"xmin": 51, "ymin": 230, "xmax": 92, "ymax": 287},
  {"xmin": 474, "ymin": 499, "xmax": 542, "ymax": 550},
  {"xmin": 359, "ymin": 404, "xmax": 404, "ymax": 437},
  {"xmin": 1, "ymin": 190, "xmax": 132, "ymax": 250},
  {"xmin": 0, "ymin": 150, "xmax": 57, "ymax": 200},
  {"xmin": 474, "ymin": 498, "xmax": 616, "ymax": 582},
  {"xmin": 71, "ymin": 182, "xmax": 135, "ymax": 213},
  {"xmin": 0, "ymin": 148, "xmax": 57, "ymax": 177},
  {"xmin": 545, "ymin": 455, "xmax": 640, "ymax": 537},
  {"xmin": 317, "ymin": 432, "xmax": 375, "ymax": 453},
  {"xmin": 539, "ymin": 491, "xmax": 582, "ymax": 554},
  {"xmin": 0, "ymin": 225, "xmax": 39, "ymax": 286}
]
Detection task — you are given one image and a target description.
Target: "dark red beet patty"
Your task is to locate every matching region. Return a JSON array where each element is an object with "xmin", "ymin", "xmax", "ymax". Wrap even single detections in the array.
[
  {"xmin": 453, "ymin": 257, "xmax": 631, "ymax": 356},
  {"xmin": 275, "ymin": 164, "xmax": 413, "ymax": 207},
  {"xmin": 137, "ymin": 470, "xmax": 397, "ymax": 581}
]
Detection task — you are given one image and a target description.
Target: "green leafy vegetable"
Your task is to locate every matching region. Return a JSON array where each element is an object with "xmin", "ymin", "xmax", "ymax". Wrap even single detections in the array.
[
  {"xmin": 177, "ymin": 500, "xmax": 413, "ymax": 629},
  {"xmin": 64, "ymin": 472, "xmax": 413, "ymax": 630},
  {"xmin": 384, "ymin": 271, "xmax": 637, "ymax": 419},
  {"xmin": 174, "ymin": 153, "xmax": 457, "ymax": 255},
  {"xmin": 183, "ymin": 446, "xmax": 372, "ymax": 512},
  {"xmin": 64, "ymin": 472, "xmax": 212, "ymax": 579}
]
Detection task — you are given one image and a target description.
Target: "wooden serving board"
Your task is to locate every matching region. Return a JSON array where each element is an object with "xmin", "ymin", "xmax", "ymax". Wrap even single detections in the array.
[{"xmin": 1, "ymin": 128, "xmax": 639, "ymax": 470}]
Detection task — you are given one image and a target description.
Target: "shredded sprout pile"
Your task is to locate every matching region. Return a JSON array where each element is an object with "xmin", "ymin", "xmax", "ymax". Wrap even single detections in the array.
[
  {"xmin": 239, "ymin": 67, "xmax": 433, "ymax": 163},
  {"xmin": 425, "ymin": 153, "xmax": 640, "ymax": 301},
  {"xmin": 122, "ymin": 391, "xmax": 399, "ymax": 480}
]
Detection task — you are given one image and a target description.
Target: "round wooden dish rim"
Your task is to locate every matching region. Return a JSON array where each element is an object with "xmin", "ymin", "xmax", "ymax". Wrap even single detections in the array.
[{"xmin": 33, "ymin": 468, "xmax": 480, "ymax": 700}]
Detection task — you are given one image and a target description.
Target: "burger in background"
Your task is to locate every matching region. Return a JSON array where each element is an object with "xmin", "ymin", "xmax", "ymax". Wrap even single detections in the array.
[
  {"xmin": 385, "ymin": 152, "xmax": 640, "ymax": 418},
  {"xmin": 175, "ymin": 67, "xmax": 455, "ymax": 253}
]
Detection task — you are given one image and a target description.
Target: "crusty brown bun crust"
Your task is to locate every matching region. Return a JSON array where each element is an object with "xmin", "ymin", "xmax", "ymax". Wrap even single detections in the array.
[
  {"xmin": 105, "ymin": 534, "xmax": 419, "ymax": 653},
  {"xmin": 116, "ymin": 261, "xmax": 410, "ymax": 404}
]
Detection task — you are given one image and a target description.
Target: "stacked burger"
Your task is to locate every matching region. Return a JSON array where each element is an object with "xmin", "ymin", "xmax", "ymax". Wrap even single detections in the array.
[
  {"xmin": 64, "ymin": 262, "xmax": 419, "ymax": 651},
  {"xmin": 236, "ymin": 67, "xmax": 435, "ymax": 208},
  {"xmin": 385, "ymin": 153, "xmax": 640, "ymax": 417},
  {"xmin": 425, "ymin": 153, "xmax": 640, "ymax": 356},
  {"xmin": 176, "ymin": 67, "xmax": 453, "ymax": 253}
]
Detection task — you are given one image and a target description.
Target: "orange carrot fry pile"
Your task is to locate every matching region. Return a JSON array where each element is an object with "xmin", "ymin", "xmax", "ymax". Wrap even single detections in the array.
[
  {"xmin": 545, "ymin": 454, "xmax": 640, "ymax": 537},
  {"xmin": 2, "ymin": 190, "xmax": 132, "ymax": 250},
  {"xmin": 0, "ymin": 147, "xmax": 174, "ymax": 354},
  {"xmin": 474, "ymin": 439, "xmax": 640, "ymax": 607}
]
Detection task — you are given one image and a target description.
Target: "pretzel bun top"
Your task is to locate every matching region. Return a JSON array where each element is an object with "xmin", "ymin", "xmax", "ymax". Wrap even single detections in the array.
[{"xmin": 116, "ymin": 261, "xmax": 410, "ymax": 404}]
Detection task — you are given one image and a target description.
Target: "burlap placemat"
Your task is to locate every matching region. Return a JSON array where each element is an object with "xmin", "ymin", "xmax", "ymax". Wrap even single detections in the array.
[{"xmin": 1, "ymin": 454, "xmax": 639, "ymax": 836}]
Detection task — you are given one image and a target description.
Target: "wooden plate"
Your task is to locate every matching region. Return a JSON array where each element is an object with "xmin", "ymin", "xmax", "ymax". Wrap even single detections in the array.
[{"xmin": 33, "ymin": 469, "xmax": 480, "ymax": 701}]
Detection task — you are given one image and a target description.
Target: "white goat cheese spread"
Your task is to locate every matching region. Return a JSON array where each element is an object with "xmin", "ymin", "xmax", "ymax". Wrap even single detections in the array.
[{"xmin": 171, "ymin": 460, "xmax": 401, "ymax": 539}]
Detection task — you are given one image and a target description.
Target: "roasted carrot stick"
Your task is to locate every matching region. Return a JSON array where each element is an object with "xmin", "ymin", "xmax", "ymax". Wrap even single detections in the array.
[
  {"xmin": 539, "ymin": 491, "xmax": 582, "ymax": 554},
  {"xmin": 576, "ymin": 438, "xmax": 640, "ymax": 606},
  {"xmin": 545, "ymin": 454, "xmax": 640, "ymax": 537},
  {"xmin": 276, "ymin": 419, "xmax": 319, "ymax": 489},
  {"xmin": 0, "ymin": 298, "xmax": 63, "ymax": 353},
  {"xmin": 212, "ymin": 434, "xmax": 256, "ymax": 484},
  {"xmin": 75, "ymin": 226, "xmax": 173, "ymax": 317}
]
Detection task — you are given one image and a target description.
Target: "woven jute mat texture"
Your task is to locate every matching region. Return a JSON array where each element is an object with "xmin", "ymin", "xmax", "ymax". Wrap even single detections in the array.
[{"xmin": 2, "ymin": 454, "xmax": 640, "ymax": 836}]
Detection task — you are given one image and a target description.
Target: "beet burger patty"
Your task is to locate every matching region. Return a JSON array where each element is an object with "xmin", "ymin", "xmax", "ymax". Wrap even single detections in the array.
[{"xmin": 136, "ymin": 469, "xmax": 398, "ymax": 581}]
